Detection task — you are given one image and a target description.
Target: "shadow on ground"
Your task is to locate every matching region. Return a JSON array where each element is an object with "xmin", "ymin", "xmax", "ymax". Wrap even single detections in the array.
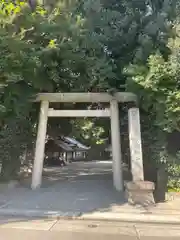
[{"xmin": 0, "ymin": 161, "xmax": 131, "ymax": 217}]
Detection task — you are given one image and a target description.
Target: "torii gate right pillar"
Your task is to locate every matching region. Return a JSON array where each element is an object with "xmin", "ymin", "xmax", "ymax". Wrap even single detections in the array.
[{"xmin": 110, "ymin": 99, "xmax": 123, "ymax": 191}]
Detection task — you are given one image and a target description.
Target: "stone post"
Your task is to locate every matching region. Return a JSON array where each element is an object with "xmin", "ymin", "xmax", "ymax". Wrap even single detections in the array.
[
  {"xmin": 110, "ymin": 99, "xmax": 123, "ymax": 191},
  {"xmin": 125, "ymin": 107, "xmax": 155, "ymax": 206},
  {"xmin": 128, "ymin": 107, "xmax": 144, "ymax": 181},
  {"xmin": 31, "ymin": 101, "xmax": 49, "ymax": 189}
]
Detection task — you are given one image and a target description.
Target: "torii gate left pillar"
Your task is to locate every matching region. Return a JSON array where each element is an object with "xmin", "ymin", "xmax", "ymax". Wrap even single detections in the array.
[{"xmin": 32, "ymin": 101, "xmax": 49, "ymax": 189}]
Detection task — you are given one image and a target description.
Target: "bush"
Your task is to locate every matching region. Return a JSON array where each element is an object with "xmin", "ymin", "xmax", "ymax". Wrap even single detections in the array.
[{"xmin": 168, "ymin": 162, "xmax": 180, "ymax": 192}]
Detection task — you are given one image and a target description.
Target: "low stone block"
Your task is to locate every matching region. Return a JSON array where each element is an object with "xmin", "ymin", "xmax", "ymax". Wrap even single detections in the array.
[
  {"xmin": 0, "ymin": 180, "xmax": 19, "ymax": 190},
  {"xmin": 7, "ymin": 180, "xmax": 19, "ymax": 189},
  {"xmin": 125, "ymin": 181, "xmax": 155, "ymax": 206}
]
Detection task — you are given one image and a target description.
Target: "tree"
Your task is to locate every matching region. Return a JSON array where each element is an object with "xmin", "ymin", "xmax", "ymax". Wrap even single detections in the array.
[
  {"xmin": 0, "ymin": 0, "xmax": 115, "ymax": 179},
  {"xmin": 80, "ymin": 0, "xmax": 177, "ymax": 89},
  {"xmin": 124, "ymin": 2, "xmax": 180, "ymax": 199}
]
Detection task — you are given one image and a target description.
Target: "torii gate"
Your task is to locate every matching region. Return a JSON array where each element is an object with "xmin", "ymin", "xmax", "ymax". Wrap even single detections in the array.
[{"xmin": 31, "ymin": 92, "xmax": 145, "ymax": 194}]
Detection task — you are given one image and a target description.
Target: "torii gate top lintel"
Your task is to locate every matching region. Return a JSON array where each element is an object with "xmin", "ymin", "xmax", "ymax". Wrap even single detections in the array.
[{"xmin": 35, "ymin": 92, "xmax": 137, "ymax": 103}]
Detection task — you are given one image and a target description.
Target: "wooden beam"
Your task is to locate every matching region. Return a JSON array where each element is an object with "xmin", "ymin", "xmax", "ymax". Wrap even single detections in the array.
[
  {"xmin": 48, "ymin": 109, "xmax": 110, "ymax": 117},
  {"xmin": 34, "ymin": 92, "xmax": 137, "ymax": 103}
]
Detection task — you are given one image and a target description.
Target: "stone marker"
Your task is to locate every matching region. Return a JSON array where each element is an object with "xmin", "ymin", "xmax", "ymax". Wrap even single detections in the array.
[
  {"xmin": 128, "ymin": 107, "xmax": 144, "ymax": 181},
  {"xmin": 125, "ymin": 108, "xmax": 155, "ymax": 206}
]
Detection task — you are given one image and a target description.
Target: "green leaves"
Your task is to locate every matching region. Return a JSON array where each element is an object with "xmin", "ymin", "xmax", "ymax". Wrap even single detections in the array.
[
  {"xmin": 123, "ymin": 1, "xmax": 180, "ymax": 168},
  {"xmin": 0, "ymin": 104, "xmax": 6, "ymax": 114},
  {"xmin": 0, "ymin": 0, "xmax": 117, "ymax": 108}
]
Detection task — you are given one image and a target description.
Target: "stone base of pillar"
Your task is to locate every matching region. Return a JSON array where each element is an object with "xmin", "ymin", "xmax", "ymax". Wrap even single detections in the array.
[{"xmin": 125, "ymin": 181, "xmax": 155, "ymax": 206}]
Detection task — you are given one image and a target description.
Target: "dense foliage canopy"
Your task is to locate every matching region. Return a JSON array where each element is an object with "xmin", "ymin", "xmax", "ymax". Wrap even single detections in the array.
[{"xmin": 0, "ymin": 0, "xmax": 180, "ymax": 186}]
